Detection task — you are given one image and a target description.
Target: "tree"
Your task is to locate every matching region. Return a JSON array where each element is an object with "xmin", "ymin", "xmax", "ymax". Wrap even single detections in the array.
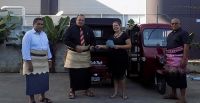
[
  {"xmin": 0, "ymin": 12, "xmax": 16, "ymax": 44},
  {"xmin": 42, "ymin": 16, "xmax": 70, "ymax": 72}
]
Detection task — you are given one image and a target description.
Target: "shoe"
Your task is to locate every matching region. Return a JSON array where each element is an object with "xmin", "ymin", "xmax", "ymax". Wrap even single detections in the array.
[
  {"xmin": 109, "ymin": 93, "xmax": 117, "ymax": 99},
  {"xmin": 163, "ymin": 95, "xmax": 178, "ymax": 100},
  {"xmin": 39, "ymin": 98, "xmax": 52, "ymax": 103},
  {"xmin": 176, "ymin": 100, "xmax": 187, "ymax": 103},
  {"xmin": 68, "ymin": 91, "xmax": 75, "ymax": 99},
  {"xmin": 29, "ymin": 101, "xmax": 36, "ymax": 103},
  {"xmin": 85, "ymin": 90, "xmax": 95, "ymax": 97},
  {"xmin": 176, "ymin": 97, "xmax": 187, "ymax": 103},
  {"xmin": 122, "ymin": 95, "xmax": 128, "ymax": 100}
]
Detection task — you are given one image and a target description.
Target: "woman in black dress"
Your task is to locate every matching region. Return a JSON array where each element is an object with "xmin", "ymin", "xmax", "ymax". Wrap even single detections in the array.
[{"xmin": 96, "ymin": 21, "xmax": 131, "ymax": 99}]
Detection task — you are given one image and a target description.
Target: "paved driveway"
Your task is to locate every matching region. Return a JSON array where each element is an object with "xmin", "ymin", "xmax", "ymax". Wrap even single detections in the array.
[{"xmin": 0, "ymin": 73, "xmax": 200, "ymax": 103}]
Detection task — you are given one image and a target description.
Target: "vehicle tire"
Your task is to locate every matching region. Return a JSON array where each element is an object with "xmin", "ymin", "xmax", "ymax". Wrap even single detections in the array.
[{"xmin": 155, "ymin": 74, "xmax": 166, "ymax": 94}]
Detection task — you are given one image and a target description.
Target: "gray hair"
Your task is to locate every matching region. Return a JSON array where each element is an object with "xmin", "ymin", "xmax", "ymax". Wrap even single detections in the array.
[{"xmin": 171, "ymin": 18, "xmax": 181, "ymax": 23}]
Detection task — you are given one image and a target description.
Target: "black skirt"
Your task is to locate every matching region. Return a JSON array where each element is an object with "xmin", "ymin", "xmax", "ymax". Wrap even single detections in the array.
[
  {"xmin": 26, "ymin": 73, "xmax": 49, "ymax": 95},
  {"xmin": 109, "ymin": 51, "xmax": 128, "ymax": 80},
  {"xmin": 69, "ymin": 68, "xmax": 91, "ymax": 91},
  {"xmin": 166, "ymin": 72, "xmax": 187, "ymax": 88}
]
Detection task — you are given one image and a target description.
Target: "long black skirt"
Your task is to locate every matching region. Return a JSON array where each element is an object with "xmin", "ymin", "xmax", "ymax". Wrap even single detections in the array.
[
  {"xmin": 26, "ymin": 73, "xmax": 49, "ymax": 95},
  {"xmin": 109, "ymin": 52, "xmax": 128, "ymax": 80},
  {"xmin": 166, "ymin": 72, "xmax": 187, "ymax": 89},
  {"xmin": 69, "ymin": 68, "xmax": 91, "ymax": 91}
]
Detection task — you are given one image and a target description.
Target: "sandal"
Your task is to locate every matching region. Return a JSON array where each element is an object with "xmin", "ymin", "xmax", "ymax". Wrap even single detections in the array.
[
  {"xmin": 29, "ymin": 101, "xmax": 36, "ymax": 103},
  {"xmin": 39, "ymin": 98, "xmax": 52, "ymax": 103},
  {"xmin": 122, "ymin": 95, "xmax": 128, "ymax": 100},
  {"xmin": 68, "ymin": 91, "xmax": 75, "ymax": 99},
  {"xmin": 163, "ymin": 95, "xmax": 178, "ymax": 100},
  {"xmin": 85, "ymin": 90, "xmax": 95, "ymax": 97},
  {"xmin": 109, "ymin": 93, "xmax": 117, "ymax": 99},
  {"xmin": 176, "ymin": 100, "xmax": 187, "ymax": 103}
]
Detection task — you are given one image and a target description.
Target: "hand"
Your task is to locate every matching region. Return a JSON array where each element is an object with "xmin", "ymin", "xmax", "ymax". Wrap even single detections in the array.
[
  {"xmin": 95, "ymin": 45, "xmax": 101, "ymax": 49},
  {"xmin": 114, "ymin": 45, "xmax": 120, "ymax": 49},
  {"xmin": 95, "ymin": 45, "xmax": 106, "ymax": 49},
  {"xmin": 26, "ymin": 60, "xmax": 33, "ymax": 72},
  {"xmin": 48, "ymin": 60, "xmax": 52, "ymax": 68},
  {"xmin": 180, "ymin": 58, "xmax": 187, "ymax": 68},
  {"xmin": 75, "ymin": 45, "xmax": 82, "ymax": 53},
  {"xmin": 90, "ymin": 46, "xmax": 95, "ymax": 50}
]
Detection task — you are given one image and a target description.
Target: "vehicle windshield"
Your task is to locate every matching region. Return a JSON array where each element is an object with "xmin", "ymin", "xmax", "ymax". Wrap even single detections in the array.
[{"xmin": 143, "ymin": 29, "xmax": 172, "ymax": 47}]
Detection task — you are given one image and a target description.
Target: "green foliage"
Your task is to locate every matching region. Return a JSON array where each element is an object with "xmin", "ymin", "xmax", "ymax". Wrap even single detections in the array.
[
  {"xmin": 56, "ymin": 17, "xmax": 70, "ymax": 41},
  {"xmin": 191, "ymin": 43, "xmax": 200, "ymax": 49},
  {"xmin": 188, "ymin": 32, "xmax": 195, "ymax": 44},
  {"xmin": 127, "ymin": 19, "xmax": 135, "ymax": 26},
  {"xmin": 0, "ymin": 14, "xmax": 16, "ymax": 44},
  {"xmin": 42, "ymin": 16, "xmax": 70, "ymax": 44},
  {"xmin": 188, "ymin": 32, "xmax": 200, "ymax": 49},
  {"xmin": 16, "ymin": 31, "xmax": 25, "ymax": 43}
]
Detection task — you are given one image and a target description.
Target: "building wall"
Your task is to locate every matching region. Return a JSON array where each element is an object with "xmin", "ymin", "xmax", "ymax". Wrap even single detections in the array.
[
  {"xmin": 1, "ymin": 0, "xmax": 199, "ymax": 73},
  {"xmin": 59, "ymin": 0, "xmax": 147, "ymax": 26},
  {"xmin": 147, "ymin": 0, "xmax": 200, "ymax": 59},
  {"xmin": 0, "ymin": 0, "xmax": 41, "ymax": 15},
  {"xmin": 0, "ymin": 44, "xmax": 22, "ymax": 72},
  {"xmin": 0, "ymin": 0, "xmax": 147, "ymax": 26},
  {"xmin": 160, "ymin": 0, "xmax": 200, "ymax": 59},
  {"xmin": 59, "ymin": 0, "xmax": 146, "ymax": 14}
]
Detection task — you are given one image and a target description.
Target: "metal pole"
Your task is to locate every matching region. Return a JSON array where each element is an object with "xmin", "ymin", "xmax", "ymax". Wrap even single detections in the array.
[{"xmin": 157, "ymin": 0, "xmax": 158, "ymax": 23}]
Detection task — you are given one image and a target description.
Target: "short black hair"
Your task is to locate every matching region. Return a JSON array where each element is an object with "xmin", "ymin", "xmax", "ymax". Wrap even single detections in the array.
[{"xmin": 33, "ymin": 17, "xmax": 43, "ymax": 25}]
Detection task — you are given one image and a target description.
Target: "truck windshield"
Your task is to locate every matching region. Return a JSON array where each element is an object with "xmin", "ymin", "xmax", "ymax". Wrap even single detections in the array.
[{"xmin": 143, "ymin": 29, "xmax": 171, "ymax": 47}]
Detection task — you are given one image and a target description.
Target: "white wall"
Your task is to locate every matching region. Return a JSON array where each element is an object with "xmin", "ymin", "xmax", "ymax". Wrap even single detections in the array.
[
  {"xmin": 59, "ymin": 0, "xmax": 146, "ymax": 14},
  {"xmin": 59, "ymin": 0, "xmax": 146, "ymax": 25},
  {"xmin": 0, "ymin": 0, "xmax": 147, "ymax": 26},
  {"xmin": 0, "ymin": 0, "xmax": 41, "ymax": 15}
]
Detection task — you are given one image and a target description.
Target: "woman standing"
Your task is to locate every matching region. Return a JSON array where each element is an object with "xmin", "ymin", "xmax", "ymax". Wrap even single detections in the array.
[{"xmin": 96, "ymin": 21, "xmax": 131, "ymax": 99}]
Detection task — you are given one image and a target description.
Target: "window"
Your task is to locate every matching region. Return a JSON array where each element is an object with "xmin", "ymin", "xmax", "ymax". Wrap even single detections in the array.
[
  {"xmin": 143, "ymin": 29, "xmax": 171, "ymax": 47},
  {"xmin": 93, "ymin": 29, "xmax": 102, "ymax": 37}
]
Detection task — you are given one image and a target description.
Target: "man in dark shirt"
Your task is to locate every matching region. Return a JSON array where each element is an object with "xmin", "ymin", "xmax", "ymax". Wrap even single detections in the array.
[
  {"xmin": 64, "ymin": 14, "xmax": 95, "ymax": 99},
  {"xmin": 164, "ymin": 18, "xmax": 189, "ymax": 103}
]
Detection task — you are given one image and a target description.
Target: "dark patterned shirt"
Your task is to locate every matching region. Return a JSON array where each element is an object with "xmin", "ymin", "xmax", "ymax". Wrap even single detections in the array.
[
  {"xmin": 167, "ymin": 28, "xmax": 189, "ymax": 51},
  {"xmin": 64, "ymin": 25, "xmax": 96, "ymax": 49}
]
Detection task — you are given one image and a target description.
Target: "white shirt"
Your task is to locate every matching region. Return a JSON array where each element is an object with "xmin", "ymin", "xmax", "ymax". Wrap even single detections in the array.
[{"xmin": 22, "ymin": 28, "xmax": 52, "ymax": 60}]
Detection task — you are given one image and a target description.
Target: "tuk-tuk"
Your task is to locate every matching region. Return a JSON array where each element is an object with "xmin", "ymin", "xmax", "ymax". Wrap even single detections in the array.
[
  {"xmin": 70, "ymin": 18, "xmax": 121, "ymax": 84},
  {"xmin": 127, "ymin": 23, "xmax": 172, "ymax": 94}
]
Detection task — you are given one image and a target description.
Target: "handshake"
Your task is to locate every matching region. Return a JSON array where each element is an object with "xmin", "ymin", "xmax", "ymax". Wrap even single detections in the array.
[
  {"xmin": 106, "ymin": 40, "xmax": 115, "ymax": 48},
  {"xmin": 95, "ymin": 40, "xmax": 115, "ymax": 49}
]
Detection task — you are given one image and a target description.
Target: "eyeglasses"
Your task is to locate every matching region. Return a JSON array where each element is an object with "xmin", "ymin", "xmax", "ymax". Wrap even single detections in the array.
[
  {"xmin": 171, "ymin": 23, "xmax": 179, "ymax": 25},
  {"xmin": 36, "ymin": 23, "xmax": 44, "ymax": 25}
]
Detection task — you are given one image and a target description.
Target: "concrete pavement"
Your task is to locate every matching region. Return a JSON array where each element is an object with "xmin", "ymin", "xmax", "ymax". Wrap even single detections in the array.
[{"xmin": 0, "ymin": 73, "xmax": 200, "ymax": 103}]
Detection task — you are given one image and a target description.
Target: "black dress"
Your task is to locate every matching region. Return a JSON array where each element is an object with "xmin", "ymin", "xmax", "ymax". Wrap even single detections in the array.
[{"xmin": 108, "ymin": 32, "xmax": 129, "ymax": 80}]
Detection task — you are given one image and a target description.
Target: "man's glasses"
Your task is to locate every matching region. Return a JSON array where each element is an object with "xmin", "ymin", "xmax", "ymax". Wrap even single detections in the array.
[{"xmin": 36, "ymin": 23, "xmax": 44, "ymax": 25}]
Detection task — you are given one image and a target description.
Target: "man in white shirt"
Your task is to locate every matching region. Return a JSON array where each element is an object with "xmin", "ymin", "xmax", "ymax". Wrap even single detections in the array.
[{"xmin": 22, "ymin": 17, "xmax": 52, "ymax": 103}]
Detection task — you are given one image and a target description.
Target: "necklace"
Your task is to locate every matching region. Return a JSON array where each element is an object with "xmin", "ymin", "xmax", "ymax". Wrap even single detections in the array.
[{"xmin": 114, "ymin": 32, "xmax": 122, "ymax": 38}]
